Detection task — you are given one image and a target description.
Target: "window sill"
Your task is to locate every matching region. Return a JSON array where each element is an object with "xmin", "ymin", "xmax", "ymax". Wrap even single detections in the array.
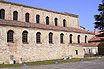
[
  {"xmin": 7, "ymin": 42, "xmax": 14, "ymax": 43},
  {"xmin": 60, "ymin": 43, "xmax": 65, "ymax": 44},
  {"xmin": 49, "ymin": 43, "xmax": 54, "ymax": 44},
  {"xmin": 23, "ymin": 42, "xmax": 29, "ymax": 44},
  {"xmin": 36, "ymin": 42, "xmax": 42, "ymax": 44}
]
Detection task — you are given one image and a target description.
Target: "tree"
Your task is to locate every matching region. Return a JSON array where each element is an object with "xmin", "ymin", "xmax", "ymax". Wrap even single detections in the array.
[
  {"xmin": 94, "ymin": 0, "xmax": 104, "ymax": 31},
  {"xmin": 98, "ymin": 42, "xmax": 104, "ymax": 55}
]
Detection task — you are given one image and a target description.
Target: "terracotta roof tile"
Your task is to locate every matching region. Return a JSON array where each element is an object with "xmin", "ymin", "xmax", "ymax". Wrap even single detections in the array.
[
  {"xmin": 0, "ymin": 19, "xmax": 94, "ymax": 34},
  {"xmin": 72, "ymin": 42, "xmax": 100, "ymax": 47},
  {"xmin": 89, "ymin": 37, "xmax": 104, "ymax": 42}
]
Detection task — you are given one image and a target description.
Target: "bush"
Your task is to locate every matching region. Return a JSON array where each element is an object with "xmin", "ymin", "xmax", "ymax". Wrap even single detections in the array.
[{"xmin": 98, "ymin": 42, "xmax": 104, "ymax": 55}]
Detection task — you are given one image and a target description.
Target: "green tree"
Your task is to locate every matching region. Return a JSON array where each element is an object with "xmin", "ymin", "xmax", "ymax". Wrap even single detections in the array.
[
  {"xmin": 94, "ymin": 0, "xmax": 104, "ymax": 31},
  {"xmin": 98, "ymin": 42, "xmax": 104, "ymax": 55}
]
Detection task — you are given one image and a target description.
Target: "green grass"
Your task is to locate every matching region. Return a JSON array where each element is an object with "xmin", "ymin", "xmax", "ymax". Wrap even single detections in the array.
[{"xmin": 0, "ymin": 58, "xmax": 98, "ymax": 68}]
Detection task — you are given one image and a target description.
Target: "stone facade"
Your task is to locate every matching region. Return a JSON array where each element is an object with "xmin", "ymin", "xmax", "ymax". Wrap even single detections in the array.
[{"xmin": 0, "ymin": 1, "xmax": 96, "ymax": 64}]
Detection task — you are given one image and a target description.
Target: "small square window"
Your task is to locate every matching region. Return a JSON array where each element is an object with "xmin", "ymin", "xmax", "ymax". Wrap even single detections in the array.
[{"xmin": 75, "ymin": 50, "xmax": 78, "ymax": 55}]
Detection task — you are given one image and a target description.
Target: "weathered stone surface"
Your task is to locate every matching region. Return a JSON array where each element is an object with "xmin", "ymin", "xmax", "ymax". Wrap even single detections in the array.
[{"xmin": 0, "ymin": 1, "xmax": 96, "ymax": 64}]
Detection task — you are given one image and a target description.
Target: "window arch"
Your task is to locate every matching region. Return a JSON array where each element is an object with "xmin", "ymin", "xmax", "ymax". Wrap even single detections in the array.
[
  {"xmin": 36, "ymin": 32, "xmax": 41, "ymax": 43},
  {"xmin": 49, "ymin": 32, "xmax": 53, "ymax": 44},
  {"xmin": 0, "ymin": 9, "xmax": 5, "ymax": 19},
  {"xmin": 63, "ymin": 19, "xmax": 66, "ymax": 27},
  {"xmin": 78, "ymin": 35, "xmax": 80, "ymax": 43},
  {"xmin": 13, "ymin": 11, "xmax": 18, "ymax": 20},
  {"xmin": 60, "ymin": 33, "xmax": 64, "ymax": 43},
  {"xmin": 22, "ymin": 31, "xmax": 28, "ymax": 43},
  {"xmin": 36, "ymin": 15, "xmax": 40, "ymax": 24},
  {"xmin": 55, "ymin": 18, "xmax": 58, "ymax": 26},
  {"xmin": 25, "ymin": 13, "xmax": 29, "ymax": 22},
  {"xmin": 46, "ymin": 16, "xmax": 49, "ymax": 25},
  {"xmin": 7, "ymin": 30, "xmax": 14, "ymax": 42},
  {"xmin": 69, "ymin": 34, "xmax": 73, "ymax": 43},
  {"xmin": 85, "ymin": 35, "xmax": 87, "ymax": 43}
]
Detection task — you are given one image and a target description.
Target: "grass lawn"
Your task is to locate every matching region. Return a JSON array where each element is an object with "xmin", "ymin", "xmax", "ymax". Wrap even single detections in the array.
[{"xmin": 0, "ymin": 58, "xmax": 98, "ymax": 68}]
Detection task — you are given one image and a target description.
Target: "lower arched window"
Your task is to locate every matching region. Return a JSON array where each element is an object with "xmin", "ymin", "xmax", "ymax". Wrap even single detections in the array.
[
  {"xmin": 7, "ymin": 30, "xmax": 14, "ymax": 42},
  {"xmin": 60, "ymin": 33, "xmax": 64, "ymax": 43},
  {"xmin": 49, "ymin": 32, "xmax": 53, "ymax": 43},
  {"xmin": 22, "ymin": 31, "xmax": 28, "ymax": 43},
  {"xmin": 36, "ymin": 32, "xmax": 41, "ymax": 43}
]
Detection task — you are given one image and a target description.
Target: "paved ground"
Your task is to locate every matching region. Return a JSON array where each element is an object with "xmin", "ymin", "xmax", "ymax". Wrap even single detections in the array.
[{"xmin": 0, "ymin": 60, "xmax": 104, "ymax": 69}]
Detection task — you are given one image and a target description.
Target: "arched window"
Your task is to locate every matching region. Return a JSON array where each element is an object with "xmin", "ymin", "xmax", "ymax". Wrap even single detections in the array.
[
  {"xmin": 0, "ymin": 9, "xmax": 5, "ymax": 19},
  {"xmin": 78, "ymin": 35, "xmax": 80, "ymax": 43},
  {"xmin": 49, "ymin": 32, "xmax": 53, "ymax": 43},
  {"xmin": 25, "ymin": 13, "xmax": 29, "ymax": 22},
  {"xmin": 7, "ymin": 30, "xmax": 14, "ymax": 42},
  {"xmin": 55, "ymin": 18, "xmax": 58, "ymax": 26},
  {"xmin": 22, "ymin": 31, "xmax": 28, "ymax": 43},
  {"xmin": 69, "ymin": 34, "xmax": 73, "ymax": 43},
  {"xmin": 46, "ymin": 16, "xmax": 49, "ymax": 25},
  {"xmin": 36, "ymin": 32, "xmax": 41, "ymax": 43},
  {"xmin": 63, "ymin": 19, "xmax": 66, "ymax": 27},
  {"xmin": 13, "ymin": 11, "xmax": 18, "ymax": 21},
  {"xmin": 36, "ymin": 15, "xmax": 40, "ymax": 24},
  {"xmin": 60, "ymin": 33, "xmax": 64, "ymax": 43},
  {"xmin": 85, "ymin": 35, "xmax": 87, "ymax": 43}
]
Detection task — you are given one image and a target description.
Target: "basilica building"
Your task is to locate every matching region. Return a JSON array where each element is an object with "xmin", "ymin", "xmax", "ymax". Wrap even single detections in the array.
[{"xmin": 0, "ymin": 1, "xmax": 98, "ymax": 64}]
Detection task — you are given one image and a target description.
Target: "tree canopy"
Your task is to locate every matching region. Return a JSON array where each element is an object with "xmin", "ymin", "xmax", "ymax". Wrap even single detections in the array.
[{"xmin": 94, "ymin": 0, "xmax": 104, "ymax": 31}]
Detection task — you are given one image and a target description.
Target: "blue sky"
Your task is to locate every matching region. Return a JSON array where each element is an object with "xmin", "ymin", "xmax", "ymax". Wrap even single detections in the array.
[{"xmin": 5, "ymin": 0, "xmax": 101, "ymax": 31}]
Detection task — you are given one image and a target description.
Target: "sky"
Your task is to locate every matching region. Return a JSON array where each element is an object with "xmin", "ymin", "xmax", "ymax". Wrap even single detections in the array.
[{"xmin": 5, "ymin": 0, "xmax": 102, "ymax": 31}]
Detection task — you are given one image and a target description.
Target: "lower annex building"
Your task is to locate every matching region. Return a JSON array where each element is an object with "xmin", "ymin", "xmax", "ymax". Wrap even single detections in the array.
[{"xmin": 0, "ymin": 1, "xmax": 99, "ymax": 64}]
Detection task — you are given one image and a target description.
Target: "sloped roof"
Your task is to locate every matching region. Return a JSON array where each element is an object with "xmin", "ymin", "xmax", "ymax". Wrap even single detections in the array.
[
  {"xmin": 0, "ymin": 19, "xmax": 94, "ymax": 34},
  {"xmin": 89, "ymin": 37, "xmax": 104, "ymax": 42},
  {"xmin": 72, "ymin": 42, "xmax": 100, "ymax": 47}
]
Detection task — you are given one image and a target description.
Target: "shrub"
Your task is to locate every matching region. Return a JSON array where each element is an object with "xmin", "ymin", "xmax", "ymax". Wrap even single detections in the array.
[{"xmin": 98, "ymin": 42, "xmax": 104, "ymax": 55}]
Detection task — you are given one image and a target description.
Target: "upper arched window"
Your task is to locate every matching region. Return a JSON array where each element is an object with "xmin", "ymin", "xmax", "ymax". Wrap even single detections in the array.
[
  {"xmin": 36, "ymin": 32, "xmax": 41, "ymax": 43},
  {"xmin": 0, "ymin": 9, "xmax": 5, "ymax": 19},
  {"xmin": 25, "ymin": 13, "xmax": 29, "ymax": 22},
  {"xmin": 78, "ymin": 35, "xmax": 80, "ymax": 43},
  {"xmin": 55, "ymin": 18, "xmax": 58, "ymax": 26},
  {"xmin": 49, "ymin": 32, "xmax": 53, "ymax": 44},
  {"xmin": 13, "ymin": 11, "xmax": 18, "ymax": 21},
  {"xmin": 36, "ymin": 15, "xmax": 40, "ymax": 24},
  {"xmin": 7, "ymin": 30, "xmax": 14, "ymax": 42},
  {"xmin": 46, "ymin": 16, "xmax": 49, "ymax": 25},
  {"xmin": 85, "ymin": 35, "xmax": 87, "ymax": 43},
  {"xmin": 63, "ymin": 19, "xmax": 66, "ymax": 27},
  {"xmin": 69, "ymin": 34, "xmax": 73, "ymax": 44},
  {"xmin": 22, "ymin": 31, "xmax": 28, "ymax": 43},
  {"xmin": 60, "ymin": 33, "xmax": 64, "ymax": 43}
]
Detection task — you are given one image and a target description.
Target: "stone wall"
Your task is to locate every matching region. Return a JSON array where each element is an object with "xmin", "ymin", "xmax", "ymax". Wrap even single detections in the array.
[
  {"xmin": 0, "ymin": 2, "xmax": 80, "ymax": 28},
  {"xmin": 0, "ymin": 26, "xmax": 94, "ymax": 64}
]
